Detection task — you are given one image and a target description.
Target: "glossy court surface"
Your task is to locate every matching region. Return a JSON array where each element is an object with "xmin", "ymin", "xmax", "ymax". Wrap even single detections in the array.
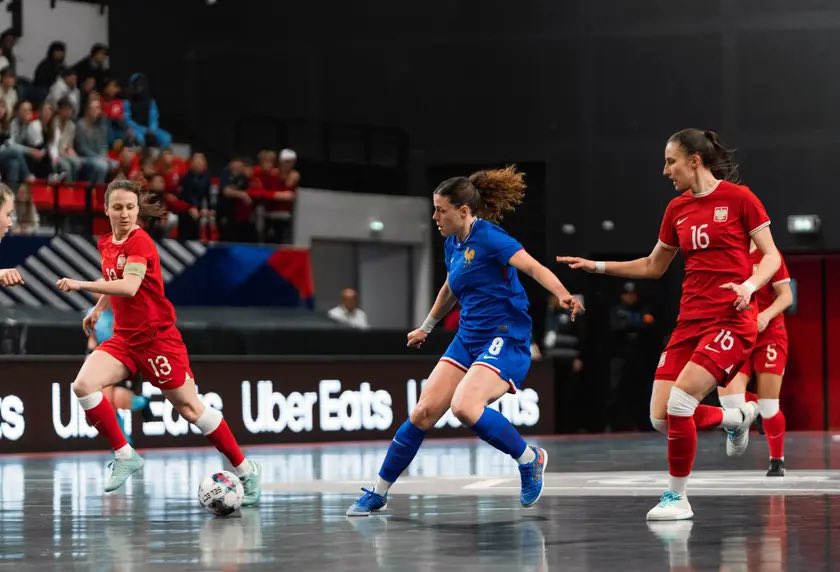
[{"xmin": 1, "ymin": 432, "xmax": 839, "ymax": 571}]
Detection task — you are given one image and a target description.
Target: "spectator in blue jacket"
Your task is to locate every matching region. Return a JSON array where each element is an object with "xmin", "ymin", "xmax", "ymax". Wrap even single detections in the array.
[{"xmin": 123, "ymin": 73, "xmax": 171, "ymax": 149}]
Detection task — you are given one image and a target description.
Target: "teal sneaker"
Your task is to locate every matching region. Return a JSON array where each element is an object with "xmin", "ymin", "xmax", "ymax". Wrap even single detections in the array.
[
  {"xmin": 239, "ymin": 460, "xmax": 262, "ymax": 507},
  {"xmin": 104, "ymin": 451, "xmax": 145, "ymax": 492}
]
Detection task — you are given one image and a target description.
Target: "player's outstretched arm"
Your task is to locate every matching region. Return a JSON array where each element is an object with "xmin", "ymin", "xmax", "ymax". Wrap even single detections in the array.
[
  {"xmin": 407, "ymin": 275, "xmax": 457, "ymax": 349},
  {"xmin": 56, "ymin": 273, "xmax": 143, "ymax": 297},
  {"xmin": 0, "ymin": 268, "xmax": 24, "ymax": 287},
  {"xmin": 557, "ymin": 241, "xmax": 677, "ymax": 280},
  {"xmin": 720, "ymin": 226, "xmax": 782, "ymax": 312},
  {"xmin": 509, "ymin": 249, "xmax": 584, "ymax": 319}
]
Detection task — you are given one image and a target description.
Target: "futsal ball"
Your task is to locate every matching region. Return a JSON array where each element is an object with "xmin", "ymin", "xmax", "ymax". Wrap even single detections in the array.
[{"xmin": 198, "ymin": 470, "xmax": 244, "ymax": 517}]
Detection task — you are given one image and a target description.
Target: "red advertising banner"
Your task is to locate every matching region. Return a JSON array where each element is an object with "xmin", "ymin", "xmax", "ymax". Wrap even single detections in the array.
[{"xmin": 0, "ymin": 356, "xmax": 555, "ymax": 453}]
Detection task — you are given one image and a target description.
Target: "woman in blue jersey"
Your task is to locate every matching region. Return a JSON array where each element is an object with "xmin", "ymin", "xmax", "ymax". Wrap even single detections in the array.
[{"xmin": 347, "ymin": 166, "xmax": 583, "ymax": 516}]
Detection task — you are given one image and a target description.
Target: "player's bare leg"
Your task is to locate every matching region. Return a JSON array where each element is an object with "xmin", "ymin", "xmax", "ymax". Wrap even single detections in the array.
[
  {"xmin": 72, "ymin": 350, "xmax": 144, "ymax": 492},
  {"xmin": 163, "ymin": 376, "xmax": 261, "ymax": 505}
]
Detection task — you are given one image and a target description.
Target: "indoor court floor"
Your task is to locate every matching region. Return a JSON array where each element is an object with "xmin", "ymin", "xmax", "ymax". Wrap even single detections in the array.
[{"xmin": 1, "ymin": 432, "xmax": 839, "ymax": 571}]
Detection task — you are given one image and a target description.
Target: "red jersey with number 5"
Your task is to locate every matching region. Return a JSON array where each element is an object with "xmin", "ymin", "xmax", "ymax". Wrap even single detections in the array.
[
  {"xmin": 98, "ymin": 227, "xmax": 176, "ymax": 342},
  {"xmin": 751, "ymin": 248, "xmax": 790, "ymax": 332},
  {"xmin": 658, "ymin": 180, "xmax": 770, "ymax": 320}
]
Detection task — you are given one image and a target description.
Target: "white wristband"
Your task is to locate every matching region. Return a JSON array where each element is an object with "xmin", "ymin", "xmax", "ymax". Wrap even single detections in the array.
[
  {"xmin": 594, "ymin": 261, "xmax": 606, "ymax": 274},
  {"xmin": 741, "ymin": 280, "xmax": 757, "ymax": 296},
  {"xmin": 420, "ymin": 314, "xmax": 439, "ymax": 334}
]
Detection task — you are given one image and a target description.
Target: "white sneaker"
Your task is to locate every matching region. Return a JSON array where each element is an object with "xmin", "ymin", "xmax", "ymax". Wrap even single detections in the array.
[
  {"xmin": 646, "ymin": 490, "xmax": 694, "ymax": 521},
  {"xmin": 726, "ymin": 402, "xmax": 758, "ymax": 457}
]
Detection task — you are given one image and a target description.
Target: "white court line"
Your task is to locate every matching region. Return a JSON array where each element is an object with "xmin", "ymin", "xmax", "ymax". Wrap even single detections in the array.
[{"xmin": 463, "ymin": 477, "xmax": 512, "ymax": 490}]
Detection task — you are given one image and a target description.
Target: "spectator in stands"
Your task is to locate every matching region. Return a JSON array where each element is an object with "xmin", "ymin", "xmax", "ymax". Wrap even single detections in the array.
[
  {"xmin": 124, "ymin": 73, "xmax": 171, "ymax": 149},
  {"xmin": 73, "ymin": 43, "xmax": 109, "ymax": 90},
  {"xmin": 176, "ymin": 152, "xmax": 212, "ymax": 240},
  {"xmin": 9, "ymin": 101, "xmax": 46, "ymax": 175},
  {"xmin": 145, "ymin": 173, "xmax": 169, "ymax": 240},
  {"xmin": 100, "ymin": 78, "xmax": 133, "ymax": 145},
  {"xmin": 328, "ymin": 288, "xmax": 370, "ymax": 329},
  {"xmin": 0, "ymin": 29, "xmax": 18, "ymax": 74},
  {"xmin": 0, "ymin": 99, "xmax": 33, "ymax": 188},
  {"xmin": 113, "ymin": 146, "xmax": 141, "ymax": 180},
  {"xmin": 0, "ymin": 67, "xmax": 17, "ymax": 115},
  {"xmin": 156, "ymin": 148, "xmax": 187, "ymax": 191},
  {"xmin": 32, "ymin": 41, "xmax": 66, "ymax": 103},
  {"xmin": 31, "ymin": 101, "xmax": 55, "ymax": 179},
  {"xmin": 47, "ymin": 67, "xmax": 80, "ymax": 118},
  {"xmin": 49, "ymin": 97, "xmax": 79, "ymax": 181},
  {"xmin": 13, "ymin": 182, "xmax": 38, "ymax": 234},
  {"xmin": 251, "ymin": 149, "xmax": 296, "ymax": 243},
  {"xmin": 219, "ymin": 157, "xmax": 256, "ymax": 242},
  {"xmin": 268, "ymin": 148, "xmax": 300, "ymax": 243},
  {"xmin": 74, "ymin": 97, "xmax": 113, "ymax": 183}
]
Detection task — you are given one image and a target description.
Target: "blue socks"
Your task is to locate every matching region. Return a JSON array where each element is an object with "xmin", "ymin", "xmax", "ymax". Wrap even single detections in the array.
[
  {"xmin": 378, "ymin": 420, "xmax": 426, "ymax": 483},
  {"xmin": 471, "ymin": 407, "xmax": 528, "ymax": 460}
]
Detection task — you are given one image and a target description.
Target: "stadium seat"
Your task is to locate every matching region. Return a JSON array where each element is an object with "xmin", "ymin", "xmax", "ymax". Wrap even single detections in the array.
[
  {"xmin": 30, "ymin": 180, "xmax": 55, "ymax": 212},
  {"xmin": 57, "ymin": 182, "xmax": 89, "ymax": 214},
  {"xmin": 92, "ymin": 184, "xmax": 107, "ymax": 212}
]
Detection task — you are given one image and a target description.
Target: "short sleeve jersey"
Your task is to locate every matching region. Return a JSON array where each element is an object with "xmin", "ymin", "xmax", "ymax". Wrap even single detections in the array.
[
  {"xmin": 444, "ymin": 219, "xmax": 531, "ymax": 343},
  {"xmin": 98, "ymin": 227, "xmax": 176, "ymax": 341},
  {"xmin": 657, "ymin": 180, "xmax": 771, "ymax": 320},
  {"xmin": 751, "ymin": 248, "xmax": 790, "ymax": 331}
]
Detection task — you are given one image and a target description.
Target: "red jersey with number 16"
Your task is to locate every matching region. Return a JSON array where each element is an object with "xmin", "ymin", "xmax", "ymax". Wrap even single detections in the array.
[
  {"xmin": 98, "ymin": 227, "xmax": 177, "ymax": 342},
  {"xmin": 658, "ymin": 180, "xmax": 770, "ymax": 321}
]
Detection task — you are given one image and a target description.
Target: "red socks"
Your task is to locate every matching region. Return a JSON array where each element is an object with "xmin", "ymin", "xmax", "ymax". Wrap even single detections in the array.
[
  {"xmin": 205, "ymin": 419, "xmax": 245, "ymax": 467},
  {"xmin": 692, "ymin": 404, "xmax": 724, "ymax": 429},
  {"xmin": 83, "ymin": 397, "xmax": 128, "ymax": 451},
  {"xmin": 667, "ymin": 414, "xmax": 697, "ymax": 477},
  {"xmin": 763, "ymin": 410, "xmax": 786, "ymax": 459}
]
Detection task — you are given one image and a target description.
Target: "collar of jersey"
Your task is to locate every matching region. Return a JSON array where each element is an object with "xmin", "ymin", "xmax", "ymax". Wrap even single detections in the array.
[
  {"xmin": 690, "ymin": 179, "xmax": 721, "ymax": 199},
  {"xmin": 111, "ymin": 225, "xmax": 141, "ymax": 245},
  {"xmin": 455, "ymin": 218, "xmax": 480, "ymax": 248}
]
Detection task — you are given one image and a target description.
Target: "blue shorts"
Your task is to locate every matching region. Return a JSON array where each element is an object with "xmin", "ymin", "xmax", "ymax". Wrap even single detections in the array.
[{"xmin": 440, "ymin": 334, "xmax": 531, "ymax": 393}]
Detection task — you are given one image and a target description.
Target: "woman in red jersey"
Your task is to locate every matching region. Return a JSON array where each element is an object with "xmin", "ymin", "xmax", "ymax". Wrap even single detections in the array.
[
  {"xmin": 55, "ymin": 179, "xmax": 262, "ymax": 502},
  {"xmin": 719, "ymin": 242, "xmax": 792, "ymax": 477},
  {"xmin": 0, "ymin": 184, "xmax": 24, "ymax": 287},
  {"xmin": 558, "ymin": 128, "xmax": 781, "ymax": 520}
]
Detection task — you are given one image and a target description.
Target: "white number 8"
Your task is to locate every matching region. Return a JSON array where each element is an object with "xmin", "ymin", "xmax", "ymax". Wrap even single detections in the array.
[
  {"xmin": 488, "ymin": 337, "xmax": 505, "ymax": 356},
  {"xmin": 147, "ymin": 355, "xmax": 172, "ymax": 378},
  {"xmin": 766, "ymin": 344, "xmax": 777, "ymax": 362}
]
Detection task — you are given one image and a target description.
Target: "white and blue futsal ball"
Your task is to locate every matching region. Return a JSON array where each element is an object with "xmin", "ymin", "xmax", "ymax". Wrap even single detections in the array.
[{"xmin": 198, "ymin": 470, "xmax": 244, "ymax": 517}]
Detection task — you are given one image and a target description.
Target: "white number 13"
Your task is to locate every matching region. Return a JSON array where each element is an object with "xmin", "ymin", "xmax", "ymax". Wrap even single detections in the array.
[{"xmin": 147, "ymin": 355, "xmax": 172, "ymax": 378}]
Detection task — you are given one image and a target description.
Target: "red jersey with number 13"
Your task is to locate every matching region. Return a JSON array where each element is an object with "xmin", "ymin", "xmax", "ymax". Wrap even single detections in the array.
[
  {"xmin": 658, "ymin": 180, "xmax": 770, "ymax": 321},
  {"xmin": 98, "ymin": 227, "xmax": 177, "ymax": 342}
]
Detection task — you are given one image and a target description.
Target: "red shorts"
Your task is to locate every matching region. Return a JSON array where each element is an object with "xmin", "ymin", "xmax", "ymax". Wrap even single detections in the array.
[
  {"xmin": 655, "ymin": 312, "xmax": 758, "ymax": 384},
  {"xmin": 738, "ymin": 324, "xmax": 788, "ymax": 378},
  {"xmin": 98, "ymin": 325, "xmax": 193, "ymax": 389}
]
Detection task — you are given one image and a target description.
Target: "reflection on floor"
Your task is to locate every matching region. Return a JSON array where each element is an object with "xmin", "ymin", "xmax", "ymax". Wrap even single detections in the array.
[{"xmin": 1, "ymin": 431, "xmax": 839, "ymax": 570}]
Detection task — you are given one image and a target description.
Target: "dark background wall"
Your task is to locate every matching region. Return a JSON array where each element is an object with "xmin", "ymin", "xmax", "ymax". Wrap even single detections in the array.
[{"xmin": 109, "ymin": 0, "xmax": 840, "ymax": 262}]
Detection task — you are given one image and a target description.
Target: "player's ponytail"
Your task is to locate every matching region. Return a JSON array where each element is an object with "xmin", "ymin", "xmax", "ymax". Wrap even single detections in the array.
[
  {"xmin": 668, "ymin": 128, "xmax": 741, "ymax": 183},
  {"xmin": 433, "ymin": 165, "xmax": 526, "ymax": 224},
  {"xmin": 0, "ymin": 182, "xmax": 12, "ymax": 209},
  {"xmin": 104, "ymin": 179, "xmax": 166, "ymax": 220}
]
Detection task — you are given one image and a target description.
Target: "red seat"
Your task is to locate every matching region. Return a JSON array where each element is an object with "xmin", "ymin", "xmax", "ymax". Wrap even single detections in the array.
[
  {"xmin": 30, "ymin": 180, "xmax": 55, "ymax": 212},
  {"xmin": 92, "ymin": 216, "xmax": 111, "ymax": 236},
  {"xmin": 92, "ymin": 184, "xmax": 107, "ymax": 211},
  {"xmin": 58, "ymin": 182, "xmax": 89, "ymax": 214}
]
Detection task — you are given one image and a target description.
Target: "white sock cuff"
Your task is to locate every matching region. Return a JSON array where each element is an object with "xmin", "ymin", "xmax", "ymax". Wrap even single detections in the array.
[
  {"xmin": 667, "ymin": 387, "xmax": 699, "ymax": 417},
  {"xmin": 650, "ymin": 417, "xmax": 667, "ymax": 435},
  {"xmin": 758, "ymin": 398, "xmax": 780, "ymax": 419},
  {"xmin": 719, "ymin": 393, "xmax": 746, "ymax": 410},
  {"xmin": 77, "ymin": 391, "xmax": 104, "ymax": 411},
  {"xmin": 194, "ymin": 406, "xmax": 223, "ymax": 435}
]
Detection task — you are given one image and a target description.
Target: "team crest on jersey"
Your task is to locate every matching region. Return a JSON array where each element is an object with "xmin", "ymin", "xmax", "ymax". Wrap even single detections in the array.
[
  {"xmin": 116, "ymin": 254, "xmax": 126, "ymax": 269},
  {"xmin": 714, "ymin": 206, "xmax": 729, "ymax": 222},
  {"xmin": 464, "ymin": 247, "xmax": 475, "ymax": 265}
]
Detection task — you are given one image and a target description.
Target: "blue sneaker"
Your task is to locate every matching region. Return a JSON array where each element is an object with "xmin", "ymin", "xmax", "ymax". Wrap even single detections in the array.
[
  {"xmin": 646, "ymin": 490, "xmax": 693, "ymax": 520},
  {"xmin": 519, "ymin": 447, "xmax": 547, "ymax": 507},
  {"xmin": 346, "ymin": 487, "xmax": 388, "ymax": 516}
]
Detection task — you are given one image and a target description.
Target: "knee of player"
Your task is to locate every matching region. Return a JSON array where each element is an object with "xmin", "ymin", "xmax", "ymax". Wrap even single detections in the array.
[
  {"xmin": 72, "ymin": 377, "xmax": 98, "ymax": 397},
  {"xmin": 650, "ymin": 416, "xmax": 667, "ymax": 435},
  {"xmin": 173, "ymin": 401, "xmax": 203, "ymax": 424},
  {"xmin": 409, "ymin": 402, "xmax": 439, "ymax": 430},
  {"xmin": 449, "ymin": 398, "xmax": 480, "ymax": 426}
]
